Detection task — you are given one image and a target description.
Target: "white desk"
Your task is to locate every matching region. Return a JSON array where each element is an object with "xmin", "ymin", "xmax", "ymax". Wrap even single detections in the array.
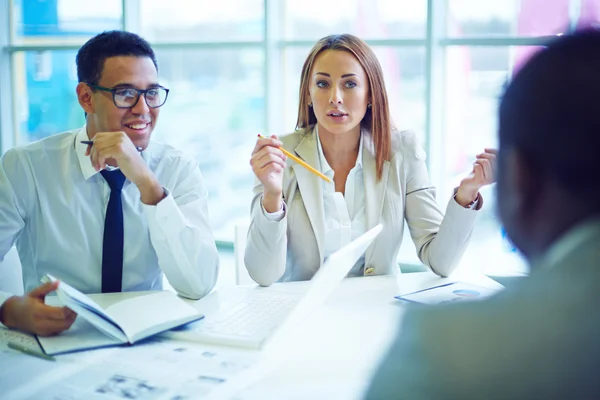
[
  {"xmin": 225, "ymin": 272, "xmax": 503, "ymax": 400},
  {"xmin": 0, "ymin": 271, "xmax": 504, "ymax": 400}
]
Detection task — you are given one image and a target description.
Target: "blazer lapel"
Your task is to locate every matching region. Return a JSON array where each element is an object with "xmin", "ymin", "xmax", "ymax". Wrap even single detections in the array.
[
  {"xmin": 363, "ymin": 132, "xmax": 390, "ymax": 262},
  {"xmin": 293, "ymin": 129, "xmax": 326, "ymax": 262}
]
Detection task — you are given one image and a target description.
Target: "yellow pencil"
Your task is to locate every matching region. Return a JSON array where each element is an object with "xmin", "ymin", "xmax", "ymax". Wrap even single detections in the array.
[{"xmin": 258, "ymin": 135, "xmax": 332, "ymax": 183}]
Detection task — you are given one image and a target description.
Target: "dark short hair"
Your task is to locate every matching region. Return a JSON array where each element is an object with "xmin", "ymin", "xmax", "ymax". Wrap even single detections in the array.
[
  {"xmin": 499, "ymin": 29, "xmax": 600, "ymax": 199},
  {"xmin": 76, "ymin": 30, "xmax": 158, "ymax": 85}
]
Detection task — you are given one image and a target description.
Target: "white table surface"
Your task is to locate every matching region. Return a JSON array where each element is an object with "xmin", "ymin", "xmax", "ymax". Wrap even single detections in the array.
[
  {"xmin": 207, "ymin": 271, "xmax": 504, "ymax": 400},
  {"xmin": 0, "ymin": 271, "xmax": 505, "ymax": 400}
]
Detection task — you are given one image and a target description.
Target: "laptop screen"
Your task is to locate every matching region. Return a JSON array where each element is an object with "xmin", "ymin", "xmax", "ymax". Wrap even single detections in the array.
[{"xmin": 275, "ymin": 224, "xmax": 383, "ymax": 335}]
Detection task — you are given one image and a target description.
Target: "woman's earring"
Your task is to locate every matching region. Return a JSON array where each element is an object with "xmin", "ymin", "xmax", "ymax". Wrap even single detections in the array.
[
  {"xmin": 308, "ymin": 103, "xmax": 313, "ymax": 107},
  {"xmin": 367, "ymin": 103, "xmax": 372, "ymax": 109}
]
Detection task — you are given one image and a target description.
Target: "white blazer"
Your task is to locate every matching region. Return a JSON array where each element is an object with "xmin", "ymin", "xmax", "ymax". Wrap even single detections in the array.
[{"xmin": 244, "ymin": 126, "xmax": 481, "ymax": 286}]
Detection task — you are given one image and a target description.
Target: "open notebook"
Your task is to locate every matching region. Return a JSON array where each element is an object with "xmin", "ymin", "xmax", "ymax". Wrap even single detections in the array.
[
  {"xmin": 164, "ymin": 223, "xmax": 384, "ymax": 349},
  {"xmin": 36, "ymin": 275, "xmax": 203, "ymax": 355}
]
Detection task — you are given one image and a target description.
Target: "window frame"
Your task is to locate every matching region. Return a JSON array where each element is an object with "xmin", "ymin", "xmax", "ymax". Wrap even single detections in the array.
[{"xmin": 0, "ymin": 0, "xmax": 584, "ymax": 245}]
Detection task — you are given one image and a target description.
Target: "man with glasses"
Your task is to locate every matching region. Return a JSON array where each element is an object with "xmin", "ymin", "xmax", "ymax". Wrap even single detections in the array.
[{"xmin": 0, "ymin": 31, "xmax": 219, "ymax": 336}]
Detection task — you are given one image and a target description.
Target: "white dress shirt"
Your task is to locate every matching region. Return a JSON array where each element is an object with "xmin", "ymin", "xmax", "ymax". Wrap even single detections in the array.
[
  {"xmin": 316, "ymin": 131, "xmax": 368, "ymax": 275},
  {"xmin": 0, "ymin": 127, "xmax": 219, "ymax": 315}
]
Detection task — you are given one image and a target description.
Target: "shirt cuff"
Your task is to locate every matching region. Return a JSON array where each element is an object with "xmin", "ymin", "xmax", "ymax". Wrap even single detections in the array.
[
  {"xmin": 261, "ymin": 198, "xmax": 285, "ymax": 221},
  {"xmin": 142, "ymin": 187, "xmax": 184, "ymax": 238},
  {"xmin": 453, "ymin": 189, "xmax": 482, "ymax": 210},
  {"xmin": 0, "ymin": 292, "xmax": 13, "ymax": 328}
]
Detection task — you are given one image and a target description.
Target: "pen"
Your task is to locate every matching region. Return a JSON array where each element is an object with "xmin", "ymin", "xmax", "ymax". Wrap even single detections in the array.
[
  {"xmin": 7, "ymin": 341, "xmax": 55, "ymax": 361},
  {"xmin": 257, "ymin": 135, "xmax": 332, "ymax": 183},
  {"xmin": 81, "ymin": 140, "xmax": 143, "ymax": 152}
]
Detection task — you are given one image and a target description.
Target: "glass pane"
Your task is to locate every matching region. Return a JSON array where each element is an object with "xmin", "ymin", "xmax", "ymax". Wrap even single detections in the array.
[
  {"xmin": 282, "ymin": 47, "xmax": 426, "ymax": 140},
  {"xmin": 373, "ymin": 47, "xmax": 427, "ymax": 138},
  {"xmin": 139, "ymin": 0, "xmax": 264, "ymax": 42},
  {"xmin": 443, "ymin": 46, "xmax": 544, "ymax": 187},
  {"xmin": 13, "ymin": 50, "xmax": 85, "ymax": 144},
  {"xmin": 154, "ymin": 48, "xmax": 265, "ymax": 241},
  {"xmin": 11, "ymin": 0, "xmax": 122, "ymax": 45},
  {"xmin": 442, "ymin": 45, "xmax": 538, "ymax": 274},
  {"xmin": 282, "ymin": 0, "xmax": 427, "ymax": 40},
  {"xmin": 577, "ymin": 0, "xmax": 600, "ymax": 29},
  {"xmin": 447, "ymin": 0, "xmax": 573, "ymax": 37}
]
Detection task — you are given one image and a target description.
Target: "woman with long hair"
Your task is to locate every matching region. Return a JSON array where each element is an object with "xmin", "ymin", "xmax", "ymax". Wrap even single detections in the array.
[{"xmin": 246, "ymin": 34, "xmax": 496, "ymax": 286}]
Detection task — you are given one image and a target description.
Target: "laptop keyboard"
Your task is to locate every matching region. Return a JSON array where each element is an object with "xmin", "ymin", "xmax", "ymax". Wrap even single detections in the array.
[{"xmin": 190, "ymin": 291, "xmax": 301, "ymax": 348}]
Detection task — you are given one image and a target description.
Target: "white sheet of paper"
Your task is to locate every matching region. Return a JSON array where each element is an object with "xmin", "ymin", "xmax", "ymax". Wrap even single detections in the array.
[
  {"xmin": 36, "ymin": 316, "xmax": 123, "ymax": 355},
  {"xmin": 396, "ymin": 281, "xmax": 502, "ymax": 305},
  {"xmin": 0, "ymin": 328, "xmax": 109, "ymax": 394},
  {"xmin": 3, "ymin": 336, "xmax": 262, "ymax": 400},
  {"xmin": 44, "ymin": 274, "xmax": 127, "ymax": 342},
  {"xmin": 0, "ymin": 326, "xmax": 40, "ymax": 350},
  {"xmin": 105, "ymin": 291, "xmax": 201, "ymax": 342}
]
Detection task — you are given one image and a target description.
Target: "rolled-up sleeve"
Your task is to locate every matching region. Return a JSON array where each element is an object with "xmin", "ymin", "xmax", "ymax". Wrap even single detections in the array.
[
  {"xmin": 0, "ymin": 149, "xmax": 30, "ymax": 326},
  {"xmin": 144, "ymin": 160, "xmax": 219, "ymax": 299}
]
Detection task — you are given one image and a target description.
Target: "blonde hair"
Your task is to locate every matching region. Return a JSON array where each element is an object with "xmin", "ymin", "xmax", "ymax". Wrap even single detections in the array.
[{"xmin": 296, "ymin": 34, "xmax": 393, "ymax": 180}]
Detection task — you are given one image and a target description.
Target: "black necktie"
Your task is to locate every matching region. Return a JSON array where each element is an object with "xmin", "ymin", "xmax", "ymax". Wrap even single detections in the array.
[{"xmin": 100, "ymin": 169, "xmax": 126, "ymax": 293}]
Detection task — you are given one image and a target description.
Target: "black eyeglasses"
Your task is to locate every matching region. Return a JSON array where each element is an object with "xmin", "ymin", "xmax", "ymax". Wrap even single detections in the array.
[{"xmin": 86, "ymin": 83, "xmax": 170, "ymax": 109}]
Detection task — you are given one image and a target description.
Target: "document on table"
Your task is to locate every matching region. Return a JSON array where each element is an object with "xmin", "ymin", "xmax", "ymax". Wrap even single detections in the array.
[
  {"xmin": 2, "ymin": 335, "xmax": 262, "ymax": 400},
  {"xmin": 395, "ymin": 281, "xmax": 502, "ymax": 305},
  {"xmin": 0, "ymin": 326, "xmax": 41, "ymax": 349},
  {"xmin": 1, "ymin": 329, "xmax": 61, "ymax": 391}
]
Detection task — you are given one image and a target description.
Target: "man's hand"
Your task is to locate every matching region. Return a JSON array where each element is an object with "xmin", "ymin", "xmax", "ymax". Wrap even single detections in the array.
[
  {"xmin": 85, "ymin": 131, "xmax": 165, "ymax": 205},
  {"xmin": 0, "ymin": 281, "xmax": 77, "ymax": 336}
]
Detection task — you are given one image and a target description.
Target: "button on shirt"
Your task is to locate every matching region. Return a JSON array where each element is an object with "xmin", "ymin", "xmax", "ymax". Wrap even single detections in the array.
[{"xmin": 0, "ymin": 127, "xmax": 219, "ymax": 316}]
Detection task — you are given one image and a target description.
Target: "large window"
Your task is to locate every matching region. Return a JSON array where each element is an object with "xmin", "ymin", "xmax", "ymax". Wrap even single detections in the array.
[
  {"xmin": 448, "ymin": 0, "xmax": 573, "ymax": 37},
  {"xmin": 281, "ymin": 0, "xmax": 427, "ymax": 39},
  {"xmin": 139, "ymin": 0, "xmax": 264, "ymax": 42},
  {"xmin": 3, "ymin": 0, "xmax": 599, "ymax": 273},
  {"xmin": 153, "ymin": 48, "xmax": 265, "ymax": 238},
  {"xmin": 13, "ymin": 50, "xmax": 83, "ymax": 143},
  {"xmin": 11, "ymin": 0, "xmax": 122, "ymax": 44}
]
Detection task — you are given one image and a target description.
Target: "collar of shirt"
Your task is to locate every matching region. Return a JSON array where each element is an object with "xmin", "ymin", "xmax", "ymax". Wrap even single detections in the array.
[
  {"xmin": 75, "ymin": 126, "xmax": 149, "ymax": 180},
  {"xmin": 532, "ymin": 217, "xmax": 600, "ymax": 271},
  {"xmin": 315, "ymin": 125, "xmax": 364, "ymax": 178}
]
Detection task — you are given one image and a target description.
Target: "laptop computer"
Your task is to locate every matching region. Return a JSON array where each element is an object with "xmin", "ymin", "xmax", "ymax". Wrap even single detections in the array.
[{"xmin": 163, "ymin": 223, "xmax": 383, "ymax": 349}]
